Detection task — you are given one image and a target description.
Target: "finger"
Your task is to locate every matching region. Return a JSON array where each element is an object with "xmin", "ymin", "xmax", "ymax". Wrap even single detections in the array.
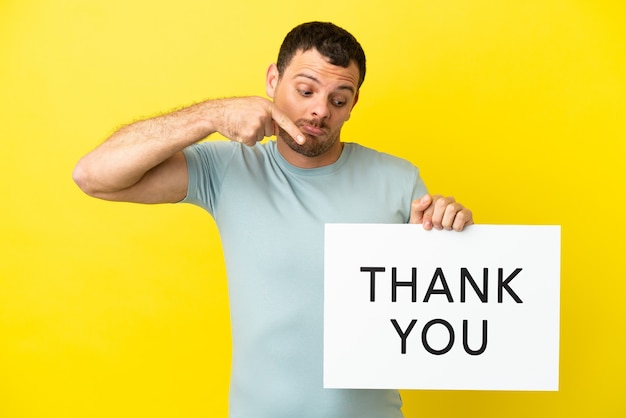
[
  {"xmin": 441, "ymin": 202, "xmax": 464, "ymax": 230},
  {"xmin": 421, "ymin": 194, "xmax": 439, "ymax": 230},
  {"xmin": 263, "ymin": 117, "xmax": 275, "ymax": 139},
  {"xmin": 271, "ymin": 105, "xmax": 305, "ymax": 144},
  {"xmin": 430, "ymin": 195, "xmax": 454, "ymax": 230},
  {"xmin": 452, "ymin": 208, "xmax": 474, "ymax": 231},
  {"xmin": 409, "ymin": 194, "xmax": 432, "ymax": 226}
]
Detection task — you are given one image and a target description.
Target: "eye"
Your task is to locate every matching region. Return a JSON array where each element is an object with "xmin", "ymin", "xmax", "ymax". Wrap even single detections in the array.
[
  {"xmin": 331, "ymin": 98, "xmax": 346, "ymax": 107},
  {"xmin": 297, "ymin": 89, "xmax": 312, "ymax": 97}
]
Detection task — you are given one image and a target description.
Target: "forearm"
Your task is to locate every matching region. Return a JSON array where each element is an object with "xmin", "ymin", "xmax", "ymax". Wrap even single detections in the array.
[{"xmin": 73, "ymin": 101, "xmax": 219, "ymax": 195}]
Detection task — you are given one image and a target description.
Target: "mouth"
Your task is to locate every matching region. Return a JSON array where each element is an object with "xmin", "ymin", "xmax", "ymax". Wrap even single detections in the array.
[{"xmin": 300, "ymin": 124, "xmax": 326, "ymax": 137}]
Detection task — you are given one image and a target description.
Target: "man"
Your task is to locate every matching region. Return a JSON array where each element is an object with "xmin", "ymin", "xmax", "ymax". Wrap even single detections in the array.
[{"xmin": 74, "ymin": 22, "xmax": 472, "ymax": 418}]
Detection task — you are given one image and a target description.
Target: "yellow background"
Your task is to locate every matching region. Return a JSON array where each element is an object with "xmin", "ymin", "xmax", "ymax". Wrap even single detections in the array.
[{"xmin": 1, "ymin": 0, "xmax": 624, "ymax": 417}]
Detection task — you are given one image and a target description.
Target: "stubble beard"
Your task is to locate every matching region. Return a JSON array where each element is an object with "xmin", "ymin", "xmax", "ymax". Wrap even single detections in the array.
[{"xmin": 278, "ymin": 120, "xmax": 340, "ymax": 158}]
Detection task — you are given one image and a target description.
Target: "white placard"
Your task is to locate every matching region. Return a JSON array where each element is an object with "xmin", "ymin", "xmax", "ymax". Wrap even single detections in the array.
[{"xmin": 324, "ymin": 224, "xmax": 560, "ymax": 391}]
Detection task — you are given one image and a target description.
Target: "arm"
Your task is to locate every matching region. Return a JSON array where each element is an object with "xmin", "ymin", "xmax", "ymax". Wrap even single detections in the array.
[
  {"xmin": 72, "ymin": 97, "xmax": 304, "ymax": 204},
  {"xmin": 409, "ymin": 194, "xmax": 474, "ymax": 231}
]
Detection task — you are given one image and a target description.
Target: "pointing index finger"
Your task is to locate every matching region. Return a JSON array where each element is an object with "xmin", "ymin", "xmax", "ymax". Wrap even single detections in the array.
[{"xmin": 271, "ymin": 105, "xmax": 305, "ymax": 145}]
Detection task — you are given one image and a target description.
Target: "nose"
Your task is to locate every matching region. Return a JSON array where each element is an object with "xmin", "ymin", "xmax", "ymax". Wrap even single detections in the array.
[{"xmin": 310, "ymin": 97, "xmax": 330, "ymax": 121}]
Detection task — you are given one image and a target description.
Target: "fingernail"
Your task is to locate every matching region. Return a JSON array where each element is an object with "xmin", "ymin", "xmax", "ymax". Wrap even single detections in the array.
[{"xmin": 297, "ymin": 134, "xmax": 305, "ymax": 144}]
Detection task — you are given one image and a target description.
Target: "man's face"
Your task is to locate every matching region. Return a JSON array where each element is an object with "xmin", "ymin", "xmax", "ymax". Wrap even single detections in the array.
[{"xmin": 266, "ymin": 48, "xmax": 360, "ymax": 159}]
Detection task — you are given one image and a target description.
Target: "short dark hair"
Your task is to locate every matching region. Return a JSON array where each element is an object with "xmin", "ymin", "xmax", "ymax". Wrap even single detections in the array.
[{"xmin": 277, "ymin": 21, "xmax": 366, "ymax": 89}]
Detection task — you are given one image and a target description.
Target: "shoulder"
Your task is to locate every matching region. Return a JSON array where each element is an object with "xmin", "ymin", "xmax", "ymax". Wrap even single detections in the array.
[
  {"xmin": 344, "ymin": 143, "xmax": 418, "ymax": 172},
  {"xmin": 184, "ymin": 140, "xmax": 238, "ymax": 157},
  {"xmin": 184, "ymin": 140, "xmax": 274, "ymax": 162},
  {"xmin": 183, "ymin": 141, "xmax": 280, "ymax": 180}
]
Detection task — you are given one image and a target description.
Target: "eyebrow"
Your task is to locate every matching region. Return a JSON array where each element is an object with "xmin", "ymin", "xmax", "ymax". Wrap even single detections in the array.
[{"xmin": 294, "ymin": 73, "xmax": 356, "ymax": 94}]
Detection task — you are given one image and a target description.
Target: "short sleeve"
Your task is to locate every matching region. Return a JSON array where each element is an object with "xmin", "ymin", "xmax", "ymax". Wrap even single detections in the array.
[
  {"xmin": 410, "ymin": 165, "xmax": 429, "ymax": 202},
  {"xmin": 180, "ymin": 141, "xmax": 238, "ymax": 216}
]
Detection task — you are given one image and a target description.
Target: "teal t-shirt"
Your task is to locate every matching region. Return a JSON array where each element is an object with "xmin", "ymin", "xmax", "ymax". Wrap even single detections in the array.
[{"xmin": 182, "ymin": 140, "xmax": 427, "ymax": 418}]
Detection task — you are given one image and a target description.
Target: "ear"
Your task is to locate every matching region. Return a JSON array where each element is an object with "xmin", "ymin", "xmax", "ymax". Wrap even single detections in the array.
[
  {"xmin": 346, "ymin": 90, "xmax": 359, "ymax": 121},
  {"xmin": 266, "ymin": 63, "xmax": 279, "ymax": 98}
]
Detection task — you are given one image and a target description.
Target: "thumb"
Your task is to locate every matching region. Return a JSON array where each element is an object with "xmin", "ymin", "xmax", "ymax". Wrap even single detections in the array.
[{"xmin": 409, "ymin": 194, "xmax": 433, "ymax": 224}]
